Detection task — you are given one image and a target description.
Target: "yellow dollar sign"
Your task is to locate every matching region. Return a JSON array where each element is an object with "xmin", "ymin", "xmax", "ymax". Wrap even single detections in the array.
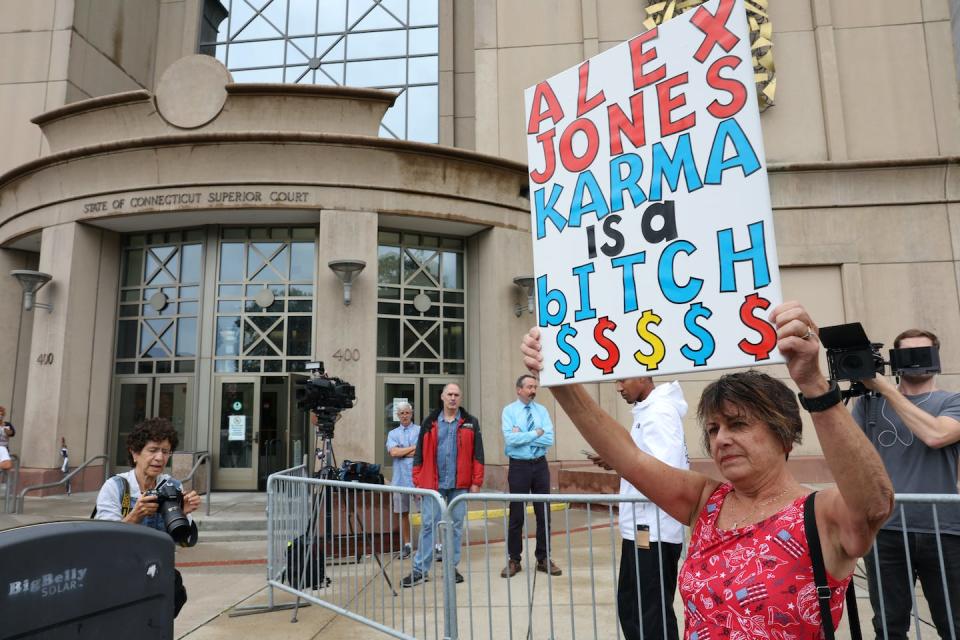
[{"xmin": 634, "ymin": 310, "xmax": 665, "ymax": 370}]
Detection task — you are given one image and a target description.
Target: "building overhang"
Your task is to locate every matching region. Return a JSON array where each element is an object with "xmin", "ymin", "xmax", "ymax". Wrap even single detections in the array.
[{"xmin": 0, "ymin": 55, "xmax": 529, "ymax": 249}]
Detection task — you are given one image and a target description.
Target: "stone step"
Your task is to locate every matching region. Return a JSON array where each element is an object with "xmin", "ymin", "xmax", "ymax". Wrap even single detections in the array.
[
  {"xmin": 194, "ymin": 517, "xmax": 266, "ymax": 532},
  {"xmin": 194, "ymin": 529, "xmax": 268, "ymax": 544}
]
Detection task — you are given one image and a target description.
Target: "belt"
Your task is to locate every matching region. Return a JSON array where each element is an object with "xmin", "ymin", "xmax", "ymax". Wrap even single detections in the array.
[{"xmin": 509, "ymin": 456, "xmax": 546, "ymax": 464}]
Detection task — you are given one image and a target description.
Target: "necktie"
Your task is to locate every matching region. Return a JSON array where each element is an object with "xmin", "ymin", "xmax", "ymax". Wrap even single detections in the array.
[{"xmin": 525, "ymin": 405, "xmax": 535, "ymax": 431}]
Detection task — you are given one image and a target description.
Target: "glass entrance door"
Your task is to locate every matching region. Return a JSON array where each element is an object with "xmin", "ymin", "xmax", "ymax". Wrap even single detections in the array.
[
  {"xmin": 214, "ymin": 378, "xmax": 258, "ymax": 490},
  {"xmin": 376, "ymin": 377, "xmax": 419, "ymax": 468},
  {"xmin": 374, "ymin": 376, "xmax": 465, "ymax": 467},
  {"xmin": 214, "ymin": 375, "xmax": 310, "ymax": 490},
  {"xmin": 112, "ymin": 377, "xmax": 193, "ymax": 469}
]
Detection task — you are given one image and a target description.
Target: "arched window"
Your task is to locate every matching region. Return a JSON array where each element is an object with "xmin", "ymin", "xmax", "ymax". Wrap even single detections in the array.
[{"xmin": 199, "ymin": 0, "xmax": 439, "ymax": 142}]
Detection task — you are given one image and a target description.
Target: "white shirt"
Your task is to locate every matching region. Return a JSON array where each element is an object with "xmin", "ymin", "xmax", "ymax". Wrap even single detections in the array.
[{"xmin": 618, "ymin": 381, "xmax": 689, "ymax": 544}]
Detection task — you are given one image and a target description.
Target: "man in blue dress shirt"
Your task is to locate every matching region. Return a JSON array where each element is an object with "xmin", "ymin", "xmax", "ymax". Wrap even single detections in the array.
[{"xmin": 500, "ymin": 374, "xmax": 561, "ymax": 578}]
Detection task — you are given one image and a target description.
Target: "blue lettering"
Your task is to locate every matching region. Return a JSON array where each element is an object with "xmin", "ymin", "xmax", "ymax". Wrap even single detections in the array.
[
  {"xmin": 572, "ymin": 262, "xmax": 597, "ymax": 321},
  {"xmin": 658, "ymin": 240, "xmax": 703, "ymax": 304},
  {"xmin": 717, "ymin": 222, "xmax": 771, "ymax": 292},
  {"xmin": 704, "ymin": 118, "xmax": 761, "ymax": 184},
  {"xmin": 534, "ymin": 184, "xmax": 566, "ymax": 240},
  {"xmin": 610, "ymin": 251, "xmax": 647, "ymax": 313},
  {"xmin": 568, "ymin": 170, "xmax": 610, "ymax": 228},
  {"xmin": 609, "ymin": 154, "xmax": 647, "ymax": 213},
  {"xmin": 649, "ymin": 133, "xmax": 703, "ymax": 201}
]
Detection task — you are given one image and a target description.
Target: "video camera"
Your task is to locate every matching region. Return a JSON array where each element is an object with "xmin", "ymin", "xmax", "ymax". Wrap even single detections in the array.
[
  {"xmin": 296, "ymin": 361, "xmax": 356, "ymax": 437},
  {"xmin": 819, "ymin": 322, "xmax": 941, "ymax": 399}
]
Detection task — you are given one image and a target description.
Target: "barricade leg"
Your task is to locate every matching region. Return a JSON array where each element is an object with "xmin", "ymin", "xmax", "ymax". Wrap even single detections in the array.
[{"xmin": 915, "ymin": 532, "xmax": 960, "ymax": 640}]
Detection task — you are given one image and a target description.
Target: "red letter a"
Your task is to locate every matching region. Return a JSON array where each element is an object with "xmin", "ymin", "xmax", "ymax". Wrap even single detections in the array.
[{"xmin": 527, "ymin": 81, "xmax": 565, "ymax": 134}]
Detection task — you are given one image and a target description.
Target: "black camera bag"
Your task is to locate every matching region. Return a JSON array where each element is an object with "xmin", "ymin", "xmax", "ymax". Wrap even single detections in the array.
[
  {"xmin": 337, "ymin": 460, "xmax": 384, "ymax": 484},
  {"xmin": 284, "ymin": 532, "xmax": 329, "ymax": 590}
]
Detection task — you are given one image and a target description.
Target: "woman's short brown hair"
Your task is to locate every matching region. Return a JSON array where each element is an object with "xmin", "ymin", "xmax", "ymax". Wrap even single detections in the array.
[
  {"xmin": 697, "ymin": 370, "xmax": 802, "ymax": 459},
  {"xmin": 126, "ymin": 417, "xmax": 179, "ymax": 466}
]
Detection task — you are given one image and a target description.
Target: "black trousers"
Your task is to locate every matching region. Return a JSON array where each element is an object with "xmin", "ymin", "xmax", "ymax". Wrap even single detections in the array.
[
  {"xmin": 866, "ymin": 529, "xmax": 960, "ymax": 640},
  {"xmin": 618, "ymin": 539, "xmax": 682, "ymax": 640},
  {"xmin": 507, "ymin": 457, "xmax": 551, "ymax": 562},
  {"xmin": 174, "ymin": 568, "xmax": 187, "ymax": 618}
]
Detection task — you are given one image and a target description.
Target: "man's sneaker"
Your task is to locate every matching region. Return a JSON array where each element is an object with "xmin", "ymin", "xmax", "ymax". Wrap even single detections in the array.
[
  {"xmin": 454, "ymin": 570, "xmax": 464, "ymax": 584},
  {"xmin": 536, "ymin": 559, "xmax": 562, "ymax": 576},
  {"xmin": 500, "ymin": 559, "xmax": 521, "ymax": 578},
  {"xmin": 400, "ymin": 543, "xmax": 412, "ymax": 559},
  {"xmin": 434, "ymin": 545, "xmax": 443, "ymax": 562},
  {"xmin": 401, "ymin": 571, "xmax": 426, "ymax": 588}
]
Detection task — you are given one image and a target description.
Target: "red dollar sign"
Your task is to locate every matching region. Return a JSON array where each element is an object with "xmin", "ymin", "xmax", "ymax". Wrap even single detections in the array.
[
  {"xmin": 738, "ymin": 293, "xmax": 777, "ymax": 361},
  {"xmin": 591, "ymin": 316, "xmax": 621, "ymax": 374}
]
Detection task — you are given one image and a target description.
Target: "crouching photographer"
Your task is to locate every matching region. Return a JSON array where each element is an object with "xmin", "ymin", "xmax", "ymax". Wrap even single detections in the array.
[{"xmin": 94, "ymin": 417, "xmax": 200, "ymax": 618}]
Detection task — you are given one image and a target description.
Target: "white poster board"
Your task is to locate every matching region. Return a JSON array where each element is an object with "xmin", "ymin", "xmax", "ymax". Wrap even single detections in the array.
[
  {"xmin": 228, "ymin": 415, "xmax": 246, "ymax": 441},
  {"xmin": 524, "ymin": 0, "xmax": 783, "ymax": 386}
]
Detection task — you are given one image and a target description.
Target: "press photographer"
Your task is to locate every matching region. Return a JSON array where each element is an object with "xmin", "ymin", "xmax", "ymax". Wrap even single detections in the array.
[
  {"xmin": 94, "ymin": 417, "xmax": 200, "ymax": 618},
  {"xmin": 822, "ymin": 323, "xmax": 960, "ymax": 639}
]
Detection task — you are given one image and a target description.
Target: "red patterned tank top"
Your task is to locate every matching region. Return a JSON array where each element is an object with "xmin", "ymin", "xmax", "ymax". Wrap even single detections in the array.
[{"xmin": 678, "ymin": 484, "xmax": 850, "ymax": 640}]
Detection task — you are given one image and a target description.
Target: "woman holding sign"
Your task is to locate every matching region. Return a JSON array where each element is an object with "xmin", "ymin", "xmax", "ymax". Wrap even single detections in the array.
[{"xmin": 521, "ymin": 301, "xmax": 893, "ymax": 638}]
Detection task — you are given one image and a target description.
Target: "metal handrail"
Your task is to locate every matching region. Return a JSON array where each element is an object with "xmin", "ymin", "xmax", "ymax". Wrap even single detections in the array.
[
  {"xmin": 16, "ymin": 454, "xmax": 110, "ymax": 514},
  {"xmin": 2, "ymin": 454, "xmax": 19, "ymax": 513},
  {"xmin": 176, "ymin": 451, "xmax": 212, "ymax": 516}
]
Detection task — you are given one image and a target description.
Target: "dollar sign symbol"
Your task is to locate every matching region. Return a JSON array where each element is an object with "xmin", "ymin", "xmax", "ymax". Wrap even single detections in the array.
[
  {"xmin": 634, "ymin": 310, "xmax": 665, "ymax": 370},
  {"xmin": 554, "ymin": 324, "xmax": 581, "ymax": 379},
  {"xmin": 738, "ymin": 293, "xmax": 777, "ymax": 361},
  {"xmin": 591, "ymin": 317, "xmax": 620, "ymax": 375},
  {"xmin": 680, "ymin": 303, "xmax": 715, "ymax": 367}
]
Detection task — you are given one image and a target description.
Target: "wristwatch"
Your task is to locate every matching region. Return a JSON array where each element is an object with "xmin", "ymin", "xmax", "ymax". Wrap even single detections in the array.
[{"xmin": 797, "ymin": 380, "xmax": 842, "ymax": 412}]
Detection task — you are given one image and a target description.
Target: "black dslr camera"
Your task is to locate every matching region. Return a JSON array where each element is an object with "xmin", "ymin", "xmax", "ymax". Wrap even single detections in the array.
[
  {"xmin": 296, "ymin": 361, "xmax": 356, "ymax": 437},
  {"xmin": 820, "ymin": 322, "xmax": 941, "ymax": 399},
  {"xmin": 144, "ymin": 479, "xmax": 192, "ymax": 545}
]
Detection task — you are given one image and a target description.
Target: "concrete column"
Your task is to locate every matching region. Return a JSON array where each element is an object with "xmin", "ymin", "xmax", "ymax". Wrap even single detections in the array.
[
  {"xmin": 810, "ymin": 0, "xmax": 848, "ymax": 160},
  {"xmin": 314, "ymin": 210, "xmax": 378, "ymax": 464},
  {"xmin": 0, "ymin": 247, "xmax": 39, "ymax": 456},
  {"xmin": 19, "ymin": 222, "xmax": 119, "ymax": 493}
]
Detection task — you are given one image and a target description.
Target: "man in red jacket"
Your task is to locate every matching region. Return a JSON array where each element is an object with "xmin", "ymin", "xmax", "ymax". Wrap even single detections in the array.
[{"xmin": 401, "ymin": 383, "xmax": 484, "ymax": 587}]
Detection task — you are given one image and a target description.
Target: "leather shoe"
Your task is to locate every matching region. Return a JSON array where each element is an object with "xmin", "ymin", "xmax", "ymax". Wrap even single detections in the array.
[
  {"xmin": 500, "ymin": 559, "xmax": 521, "ymax": 578},
  {"xmin": 536, "ymin": 559, "xmax": 562, "ymax": 576}
]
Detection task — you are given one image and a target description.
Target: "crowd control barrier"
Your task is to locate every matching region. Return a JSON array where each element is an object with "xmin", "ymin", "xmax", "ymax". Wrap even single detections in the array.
[{"xmin": 258, "ymin": 473, "xmax": 960, "ymax": 640}]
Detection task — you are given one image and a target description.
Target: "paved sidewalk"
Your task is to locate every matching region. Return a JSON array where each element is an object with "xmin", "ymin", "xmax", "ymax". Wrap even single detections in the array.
[{"xmin": 0, "ymin": 490, "xmax": 932, "ymax": 640}]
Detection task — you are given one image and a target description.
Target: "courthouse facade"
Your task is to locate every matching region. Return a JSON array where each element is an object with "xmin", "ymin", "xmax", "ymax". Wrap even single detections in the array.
[{"xmin": 0, "ymin": 0, "xmax": 958, "ymax": 491}]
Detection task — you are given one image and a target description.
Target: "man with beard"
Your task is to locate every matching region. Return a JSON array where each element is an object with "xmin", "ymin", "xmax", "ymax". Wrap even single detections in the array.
[{"xmin": 852, "ymin": 329, "xmax": 960, "ymax": 639}]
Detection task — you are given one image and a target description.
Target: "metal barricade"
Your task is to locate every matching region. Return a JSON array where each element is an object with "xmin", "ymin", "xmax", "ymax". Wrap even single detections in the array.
[
  {"xmin": 864, "ymin": 494, "xmax": 960, "ymax": 640},
  {"xmin": 2, "ymin": 454, "xmax": 19, "ymax": 513},
  {"xmin": 255, "ymin": 485, "xmax": 960, "ymax": 640}
]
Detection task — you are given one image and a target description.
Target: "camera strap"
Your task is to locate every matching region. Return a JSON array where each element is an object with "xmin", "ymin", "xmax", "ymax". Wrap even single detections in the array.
[
  {"xmin": 118, "ymin": 476, "xmax": 131, "ymax": 518},
  {"xmin": 88, "ymin": 475, "xmax": 131, "ymax": 519}
]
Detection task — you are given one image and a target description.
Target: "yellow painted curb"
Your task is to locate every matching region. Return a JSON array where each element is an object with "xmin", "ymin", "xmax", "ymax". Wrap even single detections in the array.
[{"xmin": 410, "ymin": 502, "xmax": 568, "ymax": 526}]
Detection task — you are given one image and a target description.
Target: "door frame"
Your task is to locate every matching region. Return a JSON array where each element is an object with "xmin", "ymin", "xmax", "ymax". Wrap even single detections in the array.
[
  {"xmin": 376, "ymin": 376, "xmax": 421, "ymax": 467},
  {"xmin": 212, "ymin": 375, "xmax": 261, "ymax": 490}
]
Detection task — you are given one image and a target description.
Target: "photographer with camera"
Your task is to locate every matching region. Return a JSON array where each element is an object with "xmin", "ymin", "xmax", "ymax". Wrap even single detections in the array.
[
  {"xmin": 95, "ymin": 417, "xmax": 200, "ymax": 618},
  {"xmin": 851, "ymin": 329, "xmax": 960, "ymax": 640}
]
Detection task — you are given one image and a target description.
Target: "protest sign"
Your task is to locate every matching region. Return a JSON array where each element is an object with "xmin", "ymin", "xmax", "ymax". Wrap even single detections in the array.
[{"xmin": 524, "ymin": 0, "xmax": 783, "ymax": 386}]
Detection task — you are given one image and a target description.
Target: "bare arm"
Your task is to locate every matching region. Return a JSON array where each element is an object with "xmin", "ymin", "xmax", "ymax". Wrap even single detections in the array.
[
  {"xmin": 522, "ymin": 330, "xmax": 715, "ymax": 525},
  {"xmin": 389, "ymin": 446, "xmax": 416, "ymax": 458},
  {"xmin": 770, "ymin": 302, "xmax": 894, "ymax": 576},
  {"xmin": 862, "ymin": 376, "xmax": 960, "ymax": 448}
]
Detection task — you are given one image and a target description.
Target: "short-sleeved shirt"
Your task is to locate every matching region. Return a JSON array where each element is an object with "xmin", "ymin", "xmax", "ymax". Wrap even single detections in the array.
[
  {"xmin": 94, "ymin": 470, "xmax": 188, "ymax": 534},
  {"xmin": 0, "ymin": 421, "xmax": 14, "ymax": 448},
  {"xmin": 386, "ymin": 422, "xmax": 420, "ymax": 488},
  {"xmin": 436, "ymin": 411, "xmax": 460, "ymax": 490},
  {"xmin": 852, "ymin": 390, "xmax": 960, "ymax": 534}
]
